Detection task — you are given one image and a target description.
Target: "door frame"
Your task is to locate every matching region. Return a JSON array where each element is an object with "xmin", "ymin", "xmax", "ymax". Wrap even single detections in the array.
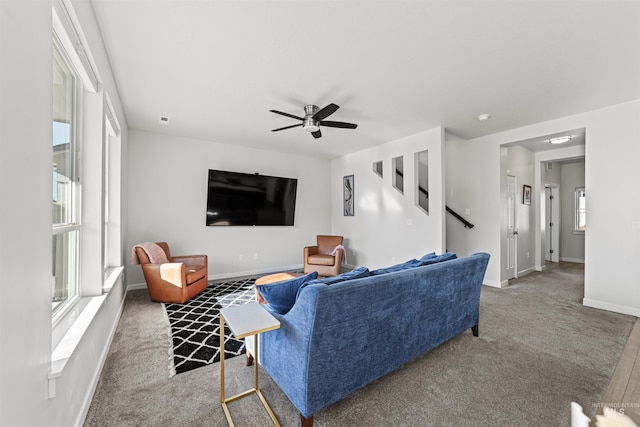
[{"xmin": 544, "ymin": 184, "xmax": 560, "ymax": 263}]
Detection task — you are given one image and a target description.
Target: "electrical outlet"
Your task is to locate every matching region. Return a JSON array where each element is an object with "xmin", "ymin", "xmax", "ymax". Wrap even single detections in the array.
[
  {"xmin": 465, "ymin": 208, "xmax": 471, "ymax": 215},
  {"xmin": 253, "ymin": 253, "xmax": 259, "ymax": 260},
  {"xmin": 632, "ymin": 221, "xmax": 640, "ymax": 230},
  {"xmin": 239, "ymin": 254, "xmax": 243, "ymax": 261}
]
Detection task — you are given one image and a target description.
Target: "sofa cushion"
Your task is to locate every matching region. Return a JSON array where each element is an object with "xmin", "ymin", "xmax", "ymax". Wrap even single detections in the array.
[
  {"xmin": 255, "ymin": 271, "xmax": 318, "ymax": 315},
  {"xmin": 418, "ymin": 252, "xmax": 457, "ymax": 265},
  {"xmin": 314, "ymin": 266, "xmax": 370, "ymax": 285},
  {"xmin": 296, "ymin": 267, "xmax": 370, "ymax": 299},
  {"xmin": 370, "ymin": 259, "xmax": 421, "ymax": 275}
]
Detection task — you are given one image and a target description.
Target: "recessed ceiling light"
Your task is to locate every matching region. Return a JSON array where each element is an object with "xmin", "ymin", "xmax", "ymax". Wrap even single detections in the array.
[
  {"xmin": 159, "ymin": 116, "xmax": 170, "ymax": 125},
  {"xmin": 477, "ymin": 114, "xmax": 491, "ymax": 121},
  {"xmin": 548, "ymin": 135, "xmax": 572, "ymax": 144}
]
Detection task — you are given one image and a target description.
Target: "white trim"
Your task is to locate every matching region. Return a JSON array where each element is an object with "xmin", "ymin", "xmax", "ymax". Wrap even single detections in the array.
[
  {"xmin": 48, "ymin": 267, "xmax": 124, "ymax": 399},
  {"xmin": 74, "ymin": 274, "xmax": 127, "ymax": 427},
  {"xmin": 517, "ymin": 266, "xmax": 536, "ymax": 277},
  {"xmin": 561, "ymin": 257, "xmax": 585, "ymax": 264},
  {"xmin": 583, "ymin": 298, "xmax": 640, "ymax": 318},
  {"xmin": 52, "ymin": 0, "xmax": 99, "ymax": 92},
  {"xmin": 483, "ymin": 279, "xmax": 506, "ymax": 288}
]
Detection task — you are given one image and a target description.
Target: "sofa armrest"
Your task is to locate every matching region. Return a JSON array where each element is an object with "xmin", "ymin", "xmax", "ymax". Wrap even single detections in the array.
[
  {"xmin": 260, "ymin": 283, "xmax": 326, "ymax": 418},
  {"xmin": 142, "ymin": 262, "xmax": 185, "ymax": 287}
]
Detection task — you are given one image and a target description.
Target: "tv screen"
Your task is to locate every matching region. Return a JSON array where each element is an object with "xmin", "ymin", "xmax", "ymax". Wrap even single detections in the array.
[{"xmin": 206, "ymin": 169, "xmax": 298, "ymax": 226}]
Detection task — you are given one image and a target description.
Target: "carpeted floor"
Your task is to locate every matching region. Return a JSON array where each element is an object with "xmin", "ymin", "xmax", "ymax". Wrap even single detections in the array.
[{"xmin": 84, "ymin": 262, "xmax": 636, "ymax": 426}]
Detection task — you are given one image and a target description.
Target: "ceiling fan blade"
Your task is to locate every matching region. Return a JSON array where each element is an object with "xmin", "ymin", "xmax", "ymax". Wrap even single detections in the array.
[
  {"xmin": 311, "ymin": 130, "xmax": 322, "ymax": 139},
  {"xmin": 272, "ymin": 123, "xmax": 303, "ymax": 132},
  {"xmin": 320, "ymin": 120, "xmax": 358, "ymax": 129},
  {"xmin": 270, "ymin": 109, "xmax": 304, "ymax": 121},
  {"xmin": 313, "ymin": 103, "xmax": 339, "ymax": 121}
]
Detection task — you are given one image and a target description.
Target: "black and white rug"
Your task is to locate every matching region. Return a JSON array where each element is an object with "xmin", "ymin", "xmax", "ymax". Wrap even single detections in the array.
[{"xmin": 163, "ymin": 277, "xmax": 256, "ymax": 376}]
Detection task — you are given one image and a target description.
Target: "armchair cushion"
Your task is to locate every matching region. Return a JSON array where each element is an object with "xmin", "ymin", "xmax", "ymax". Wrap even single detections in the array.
[{"xmin": 307, "ymin": 254, "xmax": 337, "ymax": 266}]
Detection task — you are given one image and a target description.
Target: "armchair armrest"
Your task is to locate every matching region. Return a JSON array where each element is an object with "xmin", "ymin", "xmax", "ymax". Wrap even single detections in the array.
[
  {"xmin": 304, "ymin": 246, "xmax": 319, "ymax": 257},
  {"xmin": 142, "ymin": 262, "xmax": 186, "ymax": 287},
  {"xmin": 172, "ymin": 254, "xmax": 207, "ymax": 269}
]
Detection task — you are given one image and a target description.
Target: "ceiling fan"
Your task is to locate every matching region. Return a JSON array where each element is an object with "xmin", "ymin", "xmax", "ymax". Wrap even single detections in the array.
[{"xmin": 270, "ymin": 103, "xmax": 358, "ymax": 139}]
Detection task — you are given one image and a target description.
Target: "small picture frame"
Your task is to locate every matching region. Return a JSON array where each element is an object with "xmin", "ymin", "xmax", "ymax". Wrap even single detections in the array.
[
  {"xmin": 343, "ymin": 174, "xmax": 354, "ymax": 216},
  {"xmin": 523, "ymin": 185, "xmax": 532, "ymax": 205}
]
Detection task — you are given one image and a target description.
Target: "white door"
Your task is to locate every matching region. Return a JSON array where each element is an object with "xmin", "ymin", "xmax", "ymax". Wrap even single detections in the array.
[
  {"xmin": 545, "ymin": 185, "xmax": 560, "ymax": 262},
  {"xmin": 506, "ymin": 175, "xmax": 517, "ymax": 280}
]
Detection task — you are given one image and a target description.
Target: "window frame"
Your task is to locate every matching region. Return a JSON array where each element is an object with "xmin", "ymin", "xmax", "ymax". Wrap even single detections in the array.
[{"xmin": 52, "ymin": 35, "xmax": 83, "ymax": 321}]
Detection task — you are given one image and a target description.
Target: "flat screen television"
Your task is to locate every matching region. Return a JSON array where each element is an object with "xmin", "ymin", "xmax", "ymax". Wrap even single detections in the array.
[{"xmin": 206, "ymin": 169, "xmax": 298, "ymax": 226}]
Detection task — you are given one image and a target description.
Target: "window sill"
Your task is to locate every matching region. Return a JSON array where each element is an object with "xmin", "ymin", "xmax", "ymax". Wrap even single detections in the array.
[
  {"xmin": 573, "ymin": 230, "xmax": 585, "ymax": 235},
  {"xmin": 48, "ymin": 266, "xmax": 123, "ymax": 398}
]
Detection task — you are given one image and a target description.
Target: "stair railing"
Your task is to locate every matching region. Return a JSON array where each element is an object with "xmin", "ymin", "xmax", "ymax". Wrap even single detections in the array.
[{"xmin": 446, "ymin": 206, "xmax": 474, "ymax": 228}]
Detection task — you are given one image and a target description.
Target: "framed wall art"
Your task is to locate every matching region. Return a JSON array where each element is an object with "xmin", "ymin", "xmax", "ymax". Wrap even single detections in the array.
[
  {"xmin": 343, "ymin": 174, "xmax": 354, "ymax": 216},
  {"xmin": 523, "ymin": 184, "xmax": 532, "ymax": 205}
]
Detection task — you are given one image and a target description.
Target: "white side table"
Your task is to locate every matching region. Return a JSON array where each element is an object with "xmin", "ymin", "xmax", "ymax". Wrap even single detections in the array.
[{"xmin": 219, "ymin": 302, "xmax": 281, "ymax": 426}]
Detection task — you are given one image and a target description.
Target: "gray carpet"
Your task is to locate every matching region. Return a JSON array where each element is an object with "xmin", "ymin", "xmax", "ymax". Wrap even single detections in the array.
[{"xmin": 84, "ymin": 263, "xmax": 636, "ymax": 426}]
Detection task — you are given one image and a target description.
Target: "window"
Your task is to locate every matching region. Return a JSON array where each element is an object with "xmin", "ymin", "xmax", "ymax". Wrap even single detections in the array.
[
  {"xmin": 392, "ymin": 156, "xmax": 404, "ymax": 194},
  {"xmin": 575, "ymin": 187, "xmax": 586, "ymax": 232},
  {"xmin": 52, "ymin": 40, "xmax": 81, "ymax": 316}
]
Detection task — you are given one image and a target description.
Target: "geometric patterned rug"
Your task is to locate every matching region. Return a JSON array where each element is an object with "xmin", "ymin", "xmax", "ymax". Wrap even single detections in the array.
[{"xmin": 162, "ymin": 277, "xmax": 257, "ymax": 376}]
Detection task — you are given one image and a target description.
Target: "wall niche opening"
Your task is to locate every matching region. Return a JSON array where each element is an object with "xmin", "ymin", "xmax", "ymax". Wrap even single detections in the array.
[
  {"xmin": 373, "ymin": 160, "xmax": 383, "ymax": 178},
  {"xmin": 415, "ymin": 149, "xmax": 429, "ymax": 214},
  {"xmin": 392, "ymin": 156, "xmax": 404, "ymax": 194}
]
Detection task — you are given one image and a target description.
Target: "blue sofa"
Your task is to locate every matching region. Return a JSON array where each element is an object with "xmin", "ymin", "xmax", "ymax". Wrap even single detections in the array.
[{"xmin": 255, "ymin": 252, "xmax": 490, "ymax": 426}]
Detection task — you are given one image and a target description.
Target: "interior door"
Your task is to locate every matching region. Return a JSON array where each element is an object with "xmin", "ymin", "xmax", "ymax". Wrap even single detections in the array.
[{"xmin": 506, "ymin": 175, "xmax": 517, "ymax": 280}]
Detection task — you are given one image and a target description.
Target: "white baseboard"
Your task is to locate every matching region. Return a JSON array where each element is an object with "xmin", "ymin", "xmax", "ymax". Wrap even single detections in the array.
[
  {"xmin": 561, "ymin": 257, "xmax": 585, "ymax": 263},
  {"xmin": 517, "ymin": 267, "xmax": 536, "ymax": 277},
  {"xmin": 483, "ymin": 279, "xmax": 505, "ymax": 288},
  {"xmin": 76, "ymin": 273, "xmax": 127, "ymax": 427},
  {"xmin": 583, "ymin": 298, "xmax": 640, "ymax": 317}
]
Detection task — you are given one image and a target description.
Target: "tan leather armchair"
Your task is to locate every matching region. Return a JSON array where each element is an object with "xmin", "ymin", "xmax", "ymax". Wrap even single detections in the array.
[
  {"xmin": 303, "ymin": 235, "xmax": 344, "ymax": 277},
  {"xmin": 134, "ymin": 242, "xmax": 208, "ymax": 303}
]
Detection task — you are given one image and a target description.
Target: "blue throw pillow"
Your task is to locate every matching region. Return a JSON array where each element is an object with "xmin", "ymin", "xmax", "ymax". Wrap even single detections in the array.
[
  {"xmin": 296, "ymin": 267, "xmax": 371, "ymax": 299},
  {"xmin": 370, "ymin": 259, "xmax": 421, "ymax": 275},
  {"xmin": 418, "ymin": 252, "xmax": 457, "ymax": 266},
  {"xmin": 255, "ymin": 271, "xmax": 318, "ymax": 315}
]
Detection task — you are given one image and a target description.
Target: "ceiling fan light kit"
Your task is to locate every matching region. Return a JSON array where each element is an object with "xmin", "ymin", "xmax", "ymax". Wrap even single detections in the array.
[{"xmin": 270, "ymin": 103, "xmax": 358, "ymax": 139}]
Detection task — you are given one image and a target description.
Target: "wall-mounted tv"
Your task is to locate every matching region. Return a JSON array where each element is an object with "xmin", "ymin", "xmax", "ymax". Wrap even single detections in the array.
[{"xmin": 206, "ymin": 169, "xmax": 298, "ymax": 226}]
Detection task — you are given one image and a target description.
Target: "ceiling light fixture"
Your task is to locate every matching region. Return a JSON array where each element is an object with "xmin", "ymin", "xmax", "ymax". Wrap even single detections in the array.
[
  {"xmin": 477, "ymin": 114, "xmax": 491, "ymax": 121},
  {"xmin": 548, "ymin": 135, "xmax": 572, "ymax": 144}
]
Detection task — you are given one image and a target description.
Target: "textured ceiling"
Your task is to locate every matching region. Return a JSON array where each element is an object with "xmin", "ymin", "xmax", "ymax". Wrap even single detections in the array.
[{"xmin": 91, "ymin": 0, "xmax": 640, "ymax": 159}]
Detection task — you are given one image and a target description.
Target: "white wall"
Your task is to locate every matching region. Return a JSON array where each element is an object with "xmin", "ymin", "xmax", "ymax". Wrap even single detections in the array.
[
  {"xmin": 0, "ymin": 1, "xmax": 129, "ymax": 425},
  {"xmin": 126, "ymin": 129, "xmax": 332, "ymax": 285},
  {"xmin": 331, "ymin": 127, "xmax": 445, "ymax": 269},
  {"xmin": 446, "ymin": 99, "xmax": 640, "ymax": 316},
  {"xmin": 560, "ymin": 161, "xmax": 585, "ymax": 262}
]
